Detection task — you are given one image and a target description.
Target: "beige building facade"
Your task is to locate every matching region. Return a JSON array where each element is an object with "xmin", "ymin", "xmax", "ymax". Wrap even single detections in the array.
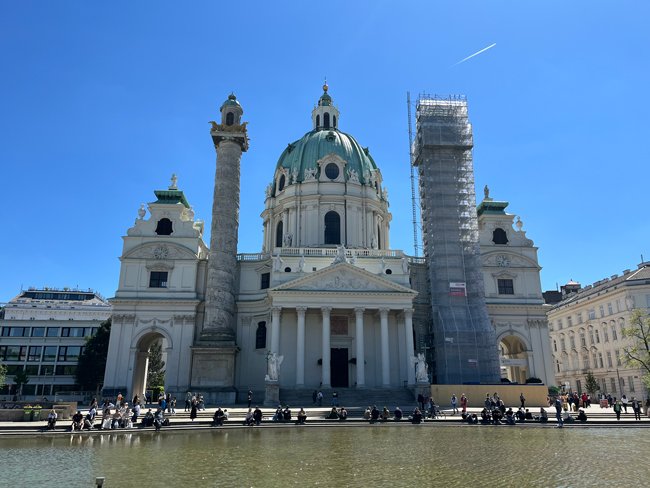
[{"xmin": 548, "ymin": 263, "xmax": 650, "ymax": 399}]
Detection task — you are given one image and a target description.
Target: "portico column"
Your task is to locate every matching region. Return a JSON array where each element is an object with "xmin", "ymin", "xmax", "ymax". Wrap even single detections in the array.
[
  {"xmin": 321, "ymin": 306, "xmax": 331, "ymax": 387},
  {"xmin": 354, "ymin": 307, "xmax": 366, "ymax": 387},
  {"xmin": 271, "ymin": 307, "xmax": 281, "ymax": 354},
  {"xmin": 404, "ymin": 308, "xmax": 416, "ymax": 385},
  {"xmin": 296, "ymin": 307, "xmax": 307, "ymax": 387},
  {"xmin": 380, "ymin": 308, "xmax": 390, "ymax": 386}
]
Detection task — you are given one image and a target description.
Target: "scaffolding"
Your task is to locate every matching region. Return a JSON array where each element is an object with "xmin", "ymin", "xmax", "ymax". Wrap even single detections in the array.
[{"xmin": 414, "ymin": 94, "xmax": 500, "ymax": 384}]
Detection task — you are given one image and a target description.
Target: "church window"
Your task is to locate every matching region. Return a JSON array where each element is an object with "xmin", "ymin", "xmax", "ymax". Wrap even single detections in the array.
[
  {"xmin": 324, "ymin": 211, "xmax": 341, "ymax": 245},
  {"xmin": 316, "ymin": 114, "xmax": 320, "ymax": 127},
  {"xmin": 225, "ymin": 112, "xmax": 234, "ymax": 126},
  {"xmin": 278, "ymin": 175, "xmax": 285, "ymax": 192},
  {"xmin": 324, "ymin": 112, "xmax": 330, "ymax": 129},
  {"xmin": 275, "ymin": 221, "xmax": 283, "ymax": 248},
  {"xmin": 333, "ymin": 115, "xmax": 337, "ymax": 128},
  {"xmin": 377, "ymin": 226, "xmax": 381, "ymax": 250},
  {"xmin": 492, "ymin": 228, "xmax": 508, "ymax": 244},
  {"xmin": 325, "ymin": 163, "xmax": 339, "ymax": 180},
  {"xmin": 260, "ymin": 273, "xmax": 270, "ymax": 290},
  {"xmin": 155, "ymin": 218, "xmax": 173, "ymax": 236},
  {"xmin": 255, "ymin": 322, "xmax": 267, "ymax": 349},
  {"xmin": 385, "ymin": 269, "xmax": 392, "ymax": 275},
  {"xmin": 497, "ymin": 279, "xmax": 514, "ymax": 295},
  {"xmin": 284, "ymin": 267, "xmax": 291, "ymax": 273},
  {"xmin": 149, "ymin": 271, "xmax": 168, "ymax": 288}
]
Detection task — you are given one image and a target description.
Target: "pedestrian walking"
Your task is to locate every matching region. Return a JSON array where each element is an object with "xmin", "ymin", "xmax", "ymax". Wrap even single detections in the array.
[
  {"xmin": 185, "ymin": 391, "xmax": 192, "ymax": 412},
  {"xmin": 520, "ymin": 392, "xmax": 526, "ymax": 409},
  {"xmin": 247, "ymin": 390, "xmax": 253, "ymax": 409},
  {"xmin": 613, "ymin": 400, "xmax": 622, "ymax": 421},
  {"xmin": 554, "ymin": 397, "xmax": 563, "ymax": 428},
  {"xmin": 451, "ymin": 394, "xmax": 458, "ymax": 415}
]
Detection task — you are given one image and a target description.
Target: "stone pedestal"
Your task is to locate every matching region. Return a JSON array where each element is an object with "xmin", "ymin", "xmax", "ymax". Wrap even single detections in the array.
[
  {"xmin": 264, "ymin": 382, "xmax": 280, "ymax": 407},
  {"xmin": 415, "ymin": 381, "xmax": 431, "ymax": 400},
  {"xmin": 190, "ymin": 346, "xmax": 238, "ymax": 404}
]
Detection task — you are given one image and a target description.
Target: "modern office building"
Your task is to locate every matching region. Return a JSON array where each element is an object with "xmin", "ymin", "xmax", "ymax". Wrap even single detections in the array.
[{"xmin": 0, "ymin": 288, "xmax": 111, "ymax": 399}]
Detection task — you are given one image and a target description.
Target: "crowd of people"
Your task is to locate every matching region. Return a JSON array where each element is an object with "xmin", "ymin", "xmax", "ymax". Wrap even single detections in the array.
[{"xmin": 48, "ymin": 388, "xmax": 650, "ymax": 432}]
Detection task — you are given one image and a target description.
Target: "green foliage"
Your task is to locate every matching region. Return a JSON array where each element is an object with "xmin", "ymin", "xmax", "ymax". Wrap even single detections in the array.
[
  {"xmin": 13, "ymin": 368, "xmax": 29, "ymax": 395},
  {"xmin": 584, "ymin": 370, "xmax": 600, "ymax": 395},
  {"xmin": 0, "ymin": 362, "xmax": 6, "ymax": 389},
  {"xmin": 548, "ymin": 386, "xmax": 561, "ymax": 396},
  {"xmin": 76, "ymin": 319, "xmax": 111, "ymax": 391},
  {"xmin": 146, "ymin": 341, "xmax": 166, "ymax": 389},
  {"xmin": 622, "ymin": 309, "xmax": 650, "ymax": 389}
]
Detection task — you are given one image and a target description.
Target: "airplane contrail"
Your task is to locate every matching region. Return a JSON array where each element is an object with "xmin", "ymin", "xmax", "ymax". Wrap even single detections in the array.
[{"xmin": 454, "ymin": 43, "xmax": 497, "ymax": 65}]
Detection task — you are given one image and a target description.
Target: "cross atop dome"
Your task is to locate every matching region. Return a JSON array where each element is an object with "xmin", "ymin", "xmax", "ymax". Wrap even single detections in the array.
[{"xmin": 313, "ymin": 81, "xmax": 339, "ymax": 130}]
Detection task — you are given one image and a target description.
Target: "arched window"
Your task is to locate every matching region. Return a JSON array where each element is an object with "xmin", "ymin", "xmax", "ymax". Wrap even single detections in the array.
[
  {"xmin": 492, "ymin": 228, "xmax": 508, "ymax": 244},
  {"xmin": 255, "ymin": 322, "xmax": 267, "ymax": 349},
  {"xmin": 226, "ymin": 112, "xmax": 234, "ymax": 126},
  {"xmin": 316, "ymin": 114, "xmax": 320, "ymax": 127},
  {"xmin": 377, "ymin": 225, "xmax": 381, "ymax": 250},
  {"xmin": 324, "ymin": 211, "xmax": 340, "ymax": 244},
  {"xmin": 324, "ymin": 112, "xmax": 330, "ymax": 129},
  {"xmin": 278, "ymin": 174, "xmax": 285, "ymax": 192},
  {"xmin": 276, "ymin": 221, "xmax": 283, "ymax": 248},
  {"xmin": 155, "ymin": 218, "xmax": 173, "ymax": 235},
  {"xmin": 333, "ymin": 115, "xmax": 337, "ymax": 128}
]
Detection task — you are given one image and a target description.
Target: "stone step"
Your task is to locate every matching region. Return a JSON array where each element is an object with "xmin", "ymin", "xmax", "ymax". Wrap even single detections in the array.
[{"xmin": 278, "ymin": 388, "xmax": 416, "ymax": 409}]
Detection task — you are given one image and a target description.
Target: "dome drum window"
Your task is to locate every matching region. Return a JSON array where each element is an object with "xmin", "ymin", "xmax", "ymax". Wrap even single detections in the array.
[{"xmin": 324, "ymin": 163, "xmax": 339, "ymax": 180}]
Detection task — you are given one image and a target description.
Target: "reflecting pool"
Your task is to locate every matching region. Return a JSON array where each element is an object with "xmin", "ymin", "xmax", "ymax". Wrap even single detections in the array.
[{"xmin": 0, "ymin": 425, "xmax": 647, "ymax": 487}]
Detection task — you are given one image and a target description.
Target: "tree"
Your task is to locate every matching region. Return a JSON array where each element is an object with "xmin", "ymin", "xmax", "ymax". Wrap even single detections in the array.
[
  {"xmin": 584, "ymin": 370, "xmax": 600, "ymax": 396},
  {"xmin": 622, "ymin": 309, "xmax": 650, "ymax": 389},
  {"xmin": 13, "ymin": 368, "xmax": 29, "ymax": 398},
  {"xmin": 76, "ymin": 319, "xmax": 111, "ymax": 391},
  {"xmin": 146, "ymin": 340, "xmax": 166, "ymax": 389}
]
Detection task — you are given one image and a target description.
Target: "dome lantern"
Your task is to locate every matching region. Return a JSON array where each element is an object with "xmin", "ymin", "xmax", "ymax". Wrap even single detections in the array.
[
  {"xmin": 312, "ymin": 82, "xmax": 339, "ymax": 131},
  {"xmin": 220, "ymin": 92, "xmax": 243, "ymax": 126}
]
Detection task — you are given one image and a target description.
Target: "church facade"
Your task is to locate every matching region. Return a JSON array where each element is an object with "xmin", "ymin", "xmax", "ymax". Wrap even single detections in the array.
[{"xmin": 102, "ymin": 87, "xmax": 552, "ymax": 403}]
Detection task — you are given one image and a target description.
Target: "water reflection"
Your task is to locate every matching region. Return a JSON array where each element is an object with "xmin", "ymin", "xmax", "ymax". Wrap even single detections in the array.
[{"xmin": 0, "ymin": 426, "xmax": 647, "ymax": 487}]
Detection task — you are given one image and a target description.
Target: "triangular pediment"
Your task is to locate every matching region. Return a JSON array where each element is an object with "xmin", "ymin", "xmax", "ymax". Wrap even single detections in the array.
[{"xmin": 271, "ymin": 262, "xmax": 416, "ymax": 295}]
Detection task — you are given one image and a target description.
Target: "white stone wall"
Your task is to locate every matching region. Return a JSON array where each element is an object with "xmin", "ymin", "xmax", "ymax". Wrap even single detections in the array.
[{"xmin": 478, "ymin": 205, "xmax": 555, "ymax": 385}]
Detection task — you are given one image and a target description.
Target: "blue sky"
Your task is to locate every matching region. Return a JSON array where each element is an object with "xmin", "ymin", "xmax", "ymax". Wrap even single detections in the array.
[{"xmin": 1, "ymin": 1, "xmax": 648, "ymax": 303}]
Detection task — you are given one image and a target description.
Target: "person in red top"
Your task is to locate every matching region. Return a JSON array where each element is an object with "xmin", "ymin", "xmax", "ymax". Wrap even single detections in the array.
[
  {"xmin": 581, "ymin": 392, "xmax": 588, "ymax": 408},
  {"xmin": 460, "ymin": 394, "xmax": 468, "ymax": 414}
]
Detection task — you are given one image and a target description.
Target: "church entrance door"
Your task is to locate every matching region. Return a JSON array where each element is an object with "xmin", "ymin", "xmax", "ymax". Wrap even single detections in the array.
[{"xmin": 330, "ymin": 348, "xmax": 349, "ymax": 388}]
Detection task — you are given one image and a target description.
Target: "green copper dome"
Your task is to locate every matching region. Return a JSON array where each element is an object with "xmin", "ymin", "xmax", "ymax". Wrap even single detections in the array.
[{"xmin": 275, "ymin": 129, "xmax": 378, "ymax": 185}]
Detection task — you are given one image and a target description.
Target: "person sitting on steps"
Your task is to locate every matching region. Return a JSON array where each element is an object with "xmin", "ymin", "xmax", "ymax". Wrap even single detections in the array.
[
  {"xmin": 393, "ymin": 406, "xmax": 403, "ymax": 421},
  {"xmin": 46, "ymin": 409, "xmax": 57, "ymax": 430},
  {"xmin": 71, "ymin": 411, "xmax": 83, "ymax": 431},
  {"xmin": 213, "ymin": 407, "xmax": 225, "ymax": 426},
  {"xmin": 326, "ymin": 407, "xmax": 339, "ymax": 420},
  {"xmin": 296, "ymin": 408, "xmax": 307, "ymax": 425}
]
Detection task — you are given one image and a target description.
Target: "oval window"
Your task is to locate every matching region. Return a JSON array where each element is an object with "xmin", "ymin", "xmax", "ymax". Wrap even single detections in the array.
[{"xmin": 325, "ymin": 163, "xmax": 339, "ymax": 180}]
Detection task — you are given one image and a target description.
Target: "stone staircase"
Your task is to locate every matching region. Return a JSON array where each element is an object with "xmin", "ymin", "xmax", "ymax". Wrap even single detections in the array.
[{"xmin": 278, "ymin": 388, "xmax": 417, "ymax": 409}]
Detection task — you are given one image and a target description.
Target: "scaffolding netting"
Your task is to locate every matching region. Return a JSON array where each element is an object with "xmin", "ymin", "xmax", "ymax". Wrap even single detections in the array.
[{"xmin": 414, "ymin": 95, "xmax": 500, "ymax": 384}]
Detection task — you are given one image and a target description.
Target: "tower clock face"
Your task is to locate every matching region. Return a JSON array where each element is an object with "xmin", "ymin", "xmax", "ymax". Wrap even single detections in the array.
[{"xmin": 496, "ymin": 255, "xmax": 510, "ymax": 267}]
